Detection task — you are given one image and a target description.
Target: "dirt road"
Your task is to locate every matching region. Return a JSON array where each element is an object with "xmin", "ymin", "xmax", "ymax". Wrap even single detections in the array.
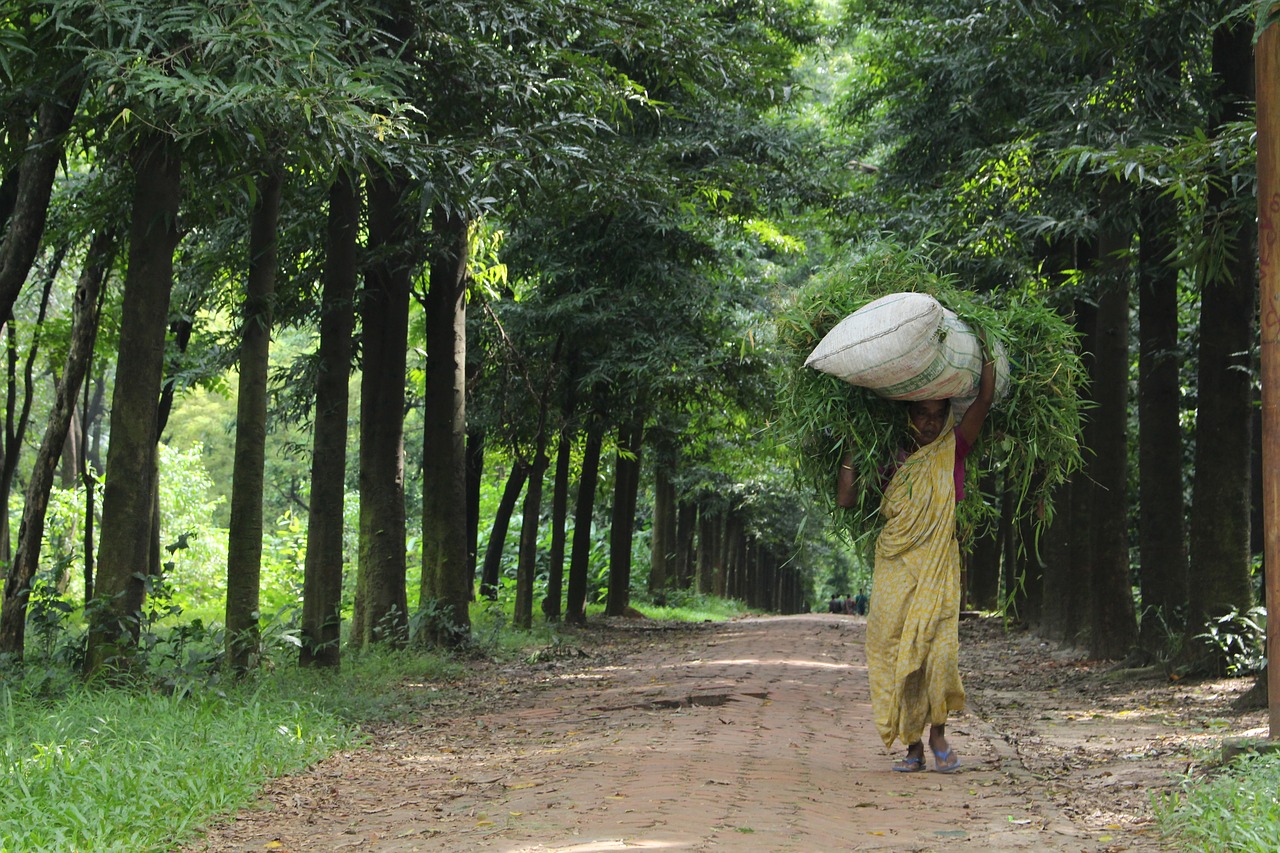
[{"xmin": 189, "ymin": 614, "xmax": 1265, "ymax": 852}]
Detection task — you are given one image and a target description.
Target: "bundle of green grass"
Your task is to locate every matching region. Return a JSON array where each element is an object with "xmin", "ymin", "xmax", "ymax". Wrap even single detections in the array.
[{"xmin": 776, "ymin": 239, "xmax": 1087, "ymax": 542}]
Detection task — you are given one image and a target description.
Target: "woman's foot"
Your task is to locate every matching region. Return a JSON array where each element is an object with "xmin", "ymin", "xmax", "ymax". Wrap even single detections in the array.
[
  {"xmin": 892, "ymin": 743, "xmax": 926, "ymax": 772},
  {"xmin": 930, "ymin": 746, "xmax": 961, "ymax": 772},
  {"xmin": 928, "ymin": 725, "xmax": 961, "ymax": 772}
]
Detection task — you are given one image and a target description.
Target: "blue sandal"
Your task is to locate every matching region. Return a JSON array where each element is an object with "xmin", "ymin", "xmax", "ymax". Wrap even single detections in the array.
[
  {"xmin": 892, "ymin": 755, "xmax": 926, "ymax": 773},
  {"xmin": 931, "ymin": 747, "xmax": 961, "ymax": 773}
]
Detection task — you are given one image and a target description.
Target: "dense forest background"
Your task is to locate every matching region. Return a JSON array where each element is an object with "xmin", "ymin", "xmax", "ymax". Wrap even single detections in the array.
[{"xmin": 0, "ymin": 0, "xmax": 1267, "ymax": 681}]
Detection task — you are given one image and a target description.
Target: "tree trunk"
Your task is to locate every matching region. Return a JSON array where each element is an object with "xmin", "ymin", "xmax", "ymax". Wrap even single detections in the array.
[
  {"xmin": 542, "ymin": 430, "xmax": 571, "ymax": 621},
  {"xmin": 419, "ymin": 206, "xmax": 473, "ymax": 646},
  {"xmin": 465, "ymin": 426, "xmax": 485, "ymax": 594},
  {"xmin": 1251, "ymin": 388, "xmax": 1264, "ymax": 559},
  {"xmin": 515, "ymin": 451, "xmax": 548, "ymax": 630},
  {"xmin": 1186, "ymin": 262, "xmax": 1258, "ymax": 644},
  {"xmin": 0, "ymin": 251, "xmax": 59, "ymax": 573},
  {"xmin": 300, "ymin": 169, "xmax": 358, "ymax": 668},
  {"xmin": 998, "ymin": 479, "xmax": 1018, "ymax": 616},
  {"xmin": 566, "ymin": 422, "xmax": 603, "ymax": 624},
  {"xmin": 968, "ymin": 468, "xmax": 1000, "ymax": 610},
  {"xmin": 1184, "ymin": 19, "xmax": 1258, "ymax": 668},
  {"xmin": 696, "ymin": 506, "xmax": 715, "ymax": 595},
  {"xmin": 0, "ymin": 228, "xmax": 110, "ymax": 657},
  {"xmin": 59, "ymin": 402, "xmax": 82, "ymax": 488},
  {"xmin": 605, "ymin": 419, "xmax": 643, "ymax": 616},
  {"xmin": 786, "ymin": 568, "xmax": 803, "ymax": 614},
  {"xmin": 1137, "ymin": 193, "xmax": 1188, "ymax": 655},
  {"xmin": 83, "ymin": 372, "xmax": 105, "ymax": 478},
  {"xmin": 1088, "ymin": 229, "xmax": 1138, "ymax": 659},
  {"xmin": 0, "ymin": 77, "xmax": 82, "ymax": 326},
  {"xmin": 1051, "ymin": 297, "xmax": 1100, "ymax": 650},
  {"xmin": 352, "ymin": 173, "xmax": 411, "ymax": 649},
  {"xmin": 86, "ymin": 134, "xmax": 180, "ymax": 677},
  {"xmin": 481, "ymin": 462, "xmax": 528, "ymax": 599},
  {"xmin": 80, "ymin": 370, "xmax": 104, "ymax": 603},
  {"xmin": 649, "ymin": 465, "xmax": 676, "ymax": 594},
  {"xmin": 1017, "ymin": 480, "xmax": 1045, "ymax": 627},
  {"xmin": 1255, "ymin": 8, "xmax": 1280, "ymax": 741},
  {"xmin": 1035, "ymin": 243, "xmax": 1086, "ymax": 644},
  {"xmin": 716, "ymin": 507, "xmax": 727, "ymax": 594},
  {"xmin": 754, "ymin": 547, "xmax": 770, "ymax": 609},
  {"xmin": 224, "ymin": 165, "xmax": 283, "ymax": 675},
  {"xmin": 729, "ymin": 521, "xmax": 743, "ymax": 601},
  {"xmin": 1038, "ymin": 480, "xmax": 1074, "ymax": 643},
  {"xmin": 0, "ymin": 162, "xmax": 19, "ymax": 235},
  {"xmin": 148, "ymin": 316, "xmax": 192, "ymax": 579},
  {"xmin": 674, "ymin": 499, "xmax": 696, "ymax": 589}
]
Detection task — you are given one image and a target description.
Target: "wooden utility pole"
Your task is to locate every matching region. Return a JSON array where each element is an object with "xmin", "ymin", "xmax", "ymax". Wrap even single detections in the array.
[{"xmin": 1257, "ymin": 10, "xmax": 1280, "ymax": 739}]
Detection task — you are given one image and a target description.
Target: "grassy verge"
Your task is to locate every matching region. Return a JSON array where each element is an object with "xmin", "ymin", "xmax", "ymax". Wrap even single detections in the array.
[
  {"xmin": 1155, "ymin": 751, "xmax": 1280, "ymax": 852},
  {"xmin": 0, "ymin": 647, "xmax": 463, "ymax": 852},
  {"xmin": 625, "ymin": 592, "xmax": 757, "ymax": 623},
  {"xmin": 0, "ymin": 682, "xmax": 348, "ymax": 852}
]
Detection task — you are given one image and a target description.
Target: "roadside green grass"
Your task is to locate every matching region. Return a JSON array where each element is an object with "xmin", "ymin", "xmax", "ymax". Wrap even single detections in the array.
[
  {"xmin": 0, "ymin": 682, "xmax": 349, "ymax": 852},
  {"xmin": 626, "ymin": 592, "xmax": 756, "ymax": 623},
  {"xmin": 1155, "ymin": 750, "xmax": 1280, "ymax": 852},
  {"xmin": 0, "ymin": 646, "xmax": 465, "ymax": 852}
]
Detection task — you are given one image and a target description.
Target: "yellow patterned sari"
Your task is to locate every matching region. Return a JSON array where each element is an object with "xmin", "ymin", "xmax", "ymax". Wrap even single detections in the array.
[{"xmin": 865, "ymin": 427, "xmax": 965, "ymax": 749}]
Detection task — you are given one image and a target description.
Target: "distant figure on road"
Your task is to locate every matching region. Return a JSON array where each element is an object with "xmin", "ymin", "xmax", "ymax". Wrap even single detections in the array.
[
  {"xmin": 853, "ymin": 589, "xmax": 869, "ymax": 616},
  {"xmin": 835, "ymin": 334, "xmax": 995, "ymax": 774},
  {"xmin": 828, "ymin": 594, "xmax": 844, "ymax": 614}
]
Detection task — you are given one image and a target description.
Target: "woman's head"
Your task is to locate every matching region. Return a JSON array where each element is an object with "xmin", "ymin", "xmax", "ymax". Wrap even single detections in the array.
[{"xmin": 907, "ymin": 399, "xmax": 950, "ymax": 447}]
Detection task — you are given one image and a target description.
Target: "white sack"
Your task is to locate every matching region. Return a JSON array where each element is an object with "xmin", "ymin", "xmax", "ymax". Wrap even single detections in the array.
[{"xmin": 804, "ymin": 292, "xmax": 1010, "ymax": 408}]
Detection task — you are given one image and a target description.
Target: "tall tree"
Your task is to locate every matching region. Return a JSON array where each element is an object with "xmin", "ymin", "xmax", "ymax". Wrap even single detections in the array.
[
  {"xmin": 418, "ymin": 205, "xmax": 472, "ymax": 644},
  {"xmin": 1128, "ymin": 4, "xmax": 1202, "ymax": 655},
  {"xmin": 1256, "ymin": 0, "xmax": 1280, "ymax": 738},
  {"xmin": 300, "ymin": 168, "xmax": 359, "ymax": 668},
  {"xmin": 465, "ymin": 425, "xmax": 485, "ymax": 589},
  {"xmin": 605, "ymin": 418, "xmax": 644, "ymax": 616},
  {"xmin": 403, "ymin": 0, "xmax": 667, "ymax": 641},
  {"xmin": 0, "ymin": 249, "xmax": 59, "ymax": 571},
  {"xmin": 1184, "ymin": 17, "xmax": 1257, "ymax": 666},
  {"xmin": 542, "ymin": 429, "xmax": 572, "ymax": 620},
  {"xmin": 649, "ymin": 459, "xmax": 677, "ymax": 595},
  {"xmin": 351, "ymin": 172, "xmax": 412, "ymax": 648},
  {"xmin": 480, "ymin": 461, "xmax": 528, "ymax": 600},
  {"xmin": 0, "ymin": 57, "xmax": 83, "ymax": 326},
  {"xmin": 224, "ymin": 164, "xmax": 284, "ymax": 674},
  {"xmin": 87, "ymin": 133, "xmax": 181, "ymax": 676},
  {"xmin": 0, "ymin": 227, "xmax": 112, "ymax": 656},
  {"xmin": 1088, "ymin": 221, "xmax": 1138, "ymax": 659},
  {"xmin": 1137, "ymin": 193, "xmax": 1188, "ymax": 652},
  {"xmin": 566, "ymin": 420, "xmax": 605, "ymax": 624},
  {"xmin": 514, "ymin": 450, "xmax": 549, "ymax": 629}
]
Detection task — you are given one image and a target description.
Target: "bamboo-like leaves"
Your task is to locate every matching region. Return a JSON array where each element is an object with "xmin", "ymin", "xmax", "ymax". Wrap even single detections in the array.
[{"xmin": 775, "ymin": 238, "xmax": 1087, "ymax": 543}]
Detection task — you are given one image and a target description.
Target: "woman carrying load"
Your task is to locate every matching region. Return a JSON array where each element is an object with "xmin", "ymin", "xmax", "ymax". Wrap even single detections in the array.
[{"xmin": 836, "ymin": 335, "xmax": 996, "ymax": 773}]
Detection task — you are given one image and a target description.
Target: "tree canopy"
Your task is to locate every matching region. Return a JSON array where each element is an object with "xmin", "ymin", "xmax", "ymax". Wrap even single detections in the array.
[{"xmin": 0, "ymin": 0, "xmax": 1268, "ymax": 683}]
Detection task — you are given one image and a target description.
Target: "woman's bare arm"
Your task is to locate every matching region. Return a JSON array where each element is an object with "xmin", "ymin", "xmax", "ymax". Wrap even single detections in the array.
[
  {"xmin": 836, "ymin": 452, "xmax": 857, "ymax": 508},
  {"xmin": 957, "ymin": 333, "xmax": 996, "ymax": 446}
]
